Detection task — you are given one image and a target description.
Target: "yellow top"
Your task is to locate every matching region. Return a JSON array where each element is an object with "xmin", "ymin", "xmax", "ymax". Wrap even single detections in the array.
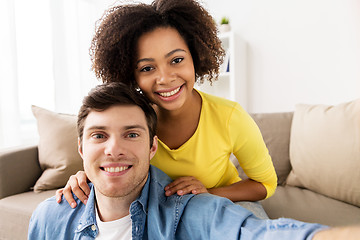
[{"xmin": 150, "ymin": 90, "xmax": 277, "ymax": 198}]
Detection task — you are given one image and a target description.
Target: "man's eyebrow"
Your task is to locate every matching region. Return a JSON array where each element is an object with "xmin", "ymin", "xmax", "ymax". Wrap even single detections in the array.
[
  {"xmin": 136, "ymin": 48, "xmax": 186, "ymax": 65},
  {"xmin": 85, "ymin": 125, "xmax": 147, "ymax": 131},
  {"xmin": 86, "ymin": 126, "xmax": 106, "ymax": 131},
  {"xmin": 123, "ymin": 124, "xmax": 147, "ymax": 131}
]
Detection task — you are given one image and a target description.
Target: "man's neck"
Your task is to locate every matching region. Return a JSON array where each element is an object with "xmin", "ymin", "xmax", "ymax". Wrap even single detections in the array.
[{"xmin": 94, "ymin": 188, "xmax": 139, "ymax": 222}]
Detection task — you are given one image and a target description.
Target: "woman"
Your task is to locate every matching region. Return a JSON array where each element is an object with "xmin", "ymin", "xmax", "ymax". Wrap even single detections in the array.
[{"xmin": 57, "ymin": 0, "xmax": 277, "ymax": 218}]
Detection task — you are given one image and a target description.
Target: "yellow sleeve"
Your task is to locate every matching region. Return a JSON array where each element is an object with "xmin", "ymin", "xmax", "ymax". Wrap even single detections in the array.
[{"xmin": 228, "ymin": 104, "xmax": 277, "ymax": 198}]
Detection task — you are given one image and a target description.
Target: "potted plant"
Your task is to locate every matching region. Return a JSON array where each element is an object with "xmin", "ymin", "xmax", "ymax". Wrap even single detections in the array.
[{"xmin": 219, "ymin": 17, "xmax": 230, "ymax": 33}]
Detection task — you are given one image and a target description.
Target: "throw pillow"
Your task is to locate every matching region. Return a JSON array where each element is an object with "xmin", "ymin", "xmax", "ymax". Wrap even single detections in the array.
[
  {"xmin": 286, "ymin": 99, "xmax": 360, "ymax": 207},
  {"xmin": 31, "ymin": 105, "xmax": 83, "ymax": 192}
]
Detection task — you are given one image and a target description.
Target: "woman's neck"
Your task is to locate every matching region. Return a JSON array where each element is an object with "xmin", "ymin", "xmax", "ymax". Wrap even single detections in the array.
[{"xmin": 154, "ymin": 89, "xmax": 202, "ymax": 149}]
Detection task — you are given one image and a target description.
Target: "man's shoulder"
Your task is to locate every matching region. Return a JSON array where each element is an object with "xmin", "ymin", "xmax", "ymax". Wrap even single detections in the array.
[
  {"xmin": 149, "ymin": 165, "xmax": 173, "ymax": 187},
  {"xmin": 182, "ymin": 193, "xmax": 250, "ymax": 219},
  {"xmin": 187, "ymin": 193, "xmax": 232, "ymax": 206},
  {"xmin": 177, "ymin": 193, "xmax": 253, "ymax": 237},
  {"xmin": 31, "ymin": 195, "xmax": 85, "ymax": 223},
  {"xmin": 34, "ymin": 195, "xmax": 67, "ymax": 214},
  {"xmin": 29, "ymin": 188, "xmax": 91, "ymax": 239}
]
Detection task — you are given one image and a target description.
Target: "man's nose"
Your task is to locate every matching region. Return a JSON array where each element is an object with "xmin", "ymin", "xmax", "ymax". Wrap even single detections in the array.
[{"xmin": 104, "ymin": 137, "xmax": 124, "ymax": 157}]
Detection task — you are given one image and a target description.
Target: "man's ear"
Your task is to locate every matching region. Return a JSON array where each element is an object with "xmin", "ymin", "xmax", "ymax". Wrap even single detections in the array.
[
  {"xmin": 149, "ymin": 136, "xmax": 158, "ymax": 160},
  {"xmin": 78, "ymin": 137, "xmax": 84, "ymax": 158}
]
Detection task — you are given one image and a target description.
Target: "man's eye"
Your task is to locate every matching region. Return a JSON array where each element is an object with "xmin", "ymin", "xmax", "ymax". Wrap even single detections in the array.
[
  {"xmin": 140, "ymin": 66, "xmax": 153, "ymax": 72},
  {"xmin": 127, "ymin": 133, "xmax": 139, "ymax": 138},
  {"xmin": 92, "ymin": 134, "xmax": 105, "ymax": 139},
  {"xmin": 172, "ymin": 57, "xmax": 184, "ymax": 64}
]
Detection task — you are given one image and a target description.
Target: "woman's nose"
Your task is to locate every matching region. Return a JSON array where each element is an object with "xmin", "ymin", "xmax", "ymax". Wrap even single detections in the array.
[{"xmin": 156, "ymin": 67, "xmax": 176, "ymax": 85}]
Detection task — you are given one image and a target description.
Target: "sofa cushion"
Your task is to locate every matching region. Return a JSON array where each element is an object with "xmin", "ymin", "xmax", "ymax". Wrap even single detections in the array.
[
  {"xmin": 32, "ymin": 105, "xmax": 82, "ymax": 192},
  {"xmin": 287, "ymin": 99, "xmax": 360, "ymax": 207},
  {"xmin": 261, "ymin": 186, "xmax": 360, "ymax": 227},
  {"xmin": 0, "ymin": 190, "xmax": 57, "ymax": 239}
]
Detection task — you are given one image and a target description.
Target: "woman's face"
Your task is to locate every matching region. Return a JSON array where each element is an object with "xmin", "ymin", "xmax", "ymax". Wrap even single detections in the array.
[{"xmin": 134, "ymin": 27, "xmax": 196, "ymax": 112}]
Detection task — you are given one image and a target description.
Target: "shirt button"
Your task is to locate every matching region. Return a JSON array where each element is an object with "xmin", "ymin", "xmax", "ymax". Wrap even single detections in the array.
[{"xmin": 91, "ymin": 225, "xmax": 96, "ymax": 231}]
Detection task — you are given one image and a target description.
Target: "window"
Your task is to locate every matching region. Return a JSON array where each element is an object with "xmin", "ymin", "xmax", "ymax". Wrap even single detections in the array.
[{"xmin": 0, "ymin": 0, "xmax": 108, "ymax": 149}]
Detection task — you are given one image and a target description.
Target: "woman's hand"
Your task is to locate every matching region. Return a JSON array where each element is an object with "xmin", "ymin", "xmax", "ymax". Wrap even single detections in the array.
[
  {"xmin": 164, "ymin": 176, "xmax": 208, "ymax": 196},
  {"xmin": 55, "ymin": 171, "xmax": 90, "ymax": 208}
]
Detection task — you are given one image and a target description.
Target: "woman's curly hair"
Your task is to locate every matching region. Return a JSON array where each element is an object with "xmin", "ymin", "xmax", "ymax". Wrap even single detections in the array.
[{"xmin": 90, "ymin": 0, "xmax": 225, "ymax": 88}]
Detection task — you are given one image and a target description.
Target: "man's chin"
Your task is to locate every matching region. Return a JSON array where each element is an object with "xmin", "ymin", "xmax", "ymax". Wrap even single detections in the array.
[
  {"xmin": 96, "ymin": 187, "xmax": 131, "ymax": 198},
  {"xmin": 93, "ymin": 172, "xmax": 148, "ymax": 199}
]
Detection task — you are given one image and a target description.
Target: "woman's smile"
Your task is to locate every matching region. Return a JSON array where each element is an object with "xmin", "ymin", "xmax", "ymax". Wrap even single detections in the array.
[{"xmin": 155, "ymin": 84, "xmax": 185, "ymax": 102}]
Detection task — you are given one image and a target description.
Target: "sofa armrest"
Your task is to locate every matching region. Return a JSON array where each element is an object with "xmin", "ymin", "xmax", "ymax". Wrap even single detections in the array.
[{"xmin": 0, "ymin": 145, "xmax": 42, "ymax": 199}]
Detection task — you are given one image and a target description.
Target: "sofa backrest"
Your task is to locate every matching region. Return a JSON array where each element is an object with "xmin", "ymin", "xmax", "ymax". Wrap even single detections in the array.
[{"xmin": 0, "ymin": 145, "xmax": 41, "ymax": 199}]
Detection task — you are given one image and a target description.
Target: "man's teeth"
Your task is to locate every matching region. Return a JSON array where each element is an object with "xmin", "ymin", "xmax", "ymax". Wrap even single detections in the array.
[
  {"xmin": 158, "ymin": 87, "xmax": 181, "ymax": 97},
  {"xmin": 104, "ymin": 166, "xmax": 129, "ymax": 173}
]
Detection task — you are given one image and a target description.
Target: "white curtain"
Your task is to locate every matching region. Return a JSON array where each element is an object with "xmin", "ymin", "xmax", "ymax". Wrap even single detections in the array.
[
  {"xmin": 0, "ymin": 0, "xmax": 21, "ymax": 148},
  {"xmin": 0, "ymin": 0, "xmax": 117, "ymax": 149}
]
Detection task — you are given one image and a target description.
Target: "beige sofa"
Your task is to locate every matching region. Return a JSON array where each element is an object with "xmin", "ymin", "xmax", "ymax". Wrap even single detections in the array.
[
  {"xmin": 250, "ymin": 111, "xmax": 360, "ymax": 226},
  {"xmin": 1, "ymin": 108, "xmax": 360, "ymax": 239}
]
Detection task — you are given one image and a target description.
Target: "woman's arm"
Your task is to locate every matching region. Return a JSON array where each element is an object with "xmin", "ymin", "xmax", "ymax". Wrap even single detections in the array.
[
  {"xmin": 229, "ymin": 104, "xmax": 278, "ymax": 199},
  {"xmin": 208, "ymin": 178, "xmax": 267, "ymax": 201},
  {"xmin": 165, "ymin": 177, "xmax": 267, "ymax": 202}
]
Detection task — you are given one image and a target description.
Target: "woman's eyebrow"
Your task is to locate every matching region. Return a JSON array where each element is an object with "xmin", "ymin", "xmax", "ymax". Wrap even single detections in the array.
[
  {"xmin": 136, "ymin": 48, "xmax": 186, "ymax": 65},
  {"xmin": 164, "ymin": 48, "xmax": 186, "ymax": 58},
  {"xmin": 136, "ymin": 57, "xmax": 154, "ymax": 65}
]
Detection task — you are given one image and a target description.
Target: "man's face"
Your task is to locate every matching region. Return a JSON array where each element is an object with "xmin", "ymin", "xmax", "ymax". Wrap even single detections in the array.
[{"xmin": 79, "ymin": 105, "xmax": 157, "ymax": 199}]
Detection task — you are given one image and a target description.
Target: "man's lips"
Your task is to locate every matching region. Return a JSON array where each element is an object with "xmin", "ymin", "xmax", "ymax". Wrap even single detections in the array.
[{"xmin": 100, "ymin": 164, "xmax": 132, "ymax": 174}]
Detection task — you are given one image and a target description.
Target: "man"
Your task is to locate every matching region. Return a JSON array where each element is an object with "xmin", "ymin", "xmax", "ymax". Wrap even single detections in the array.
[{"xmin": 28, "ymin": 83, "xmax": 359, "ymax": 239}]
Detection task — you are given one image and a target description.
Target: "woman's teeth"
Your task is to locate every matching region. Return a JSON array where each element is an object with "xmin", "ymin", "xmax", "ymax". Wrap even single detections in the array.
[
  {"xmin": 104, "ymin": 166, "xmax": 129, "ymax": 173},
  {"xmin": 158, "ymin": 86, "xmax": 181, "ymax": 97}
]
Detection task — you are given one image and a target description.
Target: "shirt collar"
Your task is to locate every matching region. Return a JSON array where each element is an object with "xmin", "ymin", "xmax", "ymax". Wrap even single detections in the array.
[
  {"xmin": 75, "ymin": 166, "xmax": 157, "ymax": 234},
  {"xmin": 131, "ymin": 168, "xmax": 151, "ymax": 215},
  {"xmin": 75, "ymin": 183, "xmax": 98, "ymax": 236}
]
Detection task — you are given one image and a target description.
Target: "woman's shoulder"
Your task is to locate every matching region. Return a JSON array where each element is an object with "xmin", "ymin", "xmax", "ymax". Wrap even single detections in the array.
[{"xmin": 197, "ymin": 90, "xmax": 245, "ymax": 114}]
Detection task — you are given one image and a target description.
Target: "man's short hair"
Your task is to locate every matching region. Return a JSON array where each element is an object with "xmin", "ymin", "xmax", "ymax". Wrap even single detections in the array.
[{"xmin": 77, "ymin": 82, "xmax": 157, "ymax": 147}]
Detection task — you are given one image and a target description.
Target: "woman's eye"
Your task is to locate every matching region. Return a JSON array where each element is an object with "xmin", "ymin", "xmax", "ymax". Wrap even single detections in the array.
[
  {"xmin": 140, "ymin": 66, "xmax": 153, "ymax": 72},
  {"xmin": 172, "ymin": 57, "xmax": 184, "ymax": 64},
  {"xmin": 127, "ymin": 133, "xmax": 139, "ymax": 138}
]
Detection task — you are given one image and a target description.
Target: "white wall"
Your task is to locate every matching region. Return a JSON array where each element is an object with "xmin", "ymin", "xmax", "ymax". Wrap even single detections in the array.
[
  {"xmin": 2, "ymin": 0, "xmax": 359, "ymax": 149},
  {"xmin": 204, "ymin": 0, "xmax": 360, "ymax": 113},
  {"xmin": 72, "ymin": 0, "xmax": 360, "ymax": 113}
]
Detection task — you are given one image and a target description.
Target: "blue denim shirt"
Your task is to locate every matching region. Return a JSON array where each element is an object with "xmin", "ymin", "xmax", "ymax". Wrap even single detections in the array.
[{"xmin": 29, "ymin": 166, "xmax": 326, "ymax": 240}]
